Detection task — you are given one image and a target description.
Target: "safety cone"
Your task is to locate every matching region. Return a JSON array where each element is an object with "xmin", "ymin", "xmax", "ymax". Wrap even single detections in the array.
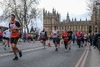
[
  {"xmin": 48, "ymin": 42, "xmax": 51, "ymax": 47},
  {"xmin": 48, "ymin": 39, "xmax": 51, "ymax": 47}
]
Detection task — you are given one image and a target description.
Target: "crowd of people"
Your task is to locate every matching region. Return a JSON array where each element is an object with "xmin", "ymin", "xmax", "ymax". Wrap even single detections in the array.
[{"xmin": 0, "ymin": 14, "xmax": 100, "ymax": 61}]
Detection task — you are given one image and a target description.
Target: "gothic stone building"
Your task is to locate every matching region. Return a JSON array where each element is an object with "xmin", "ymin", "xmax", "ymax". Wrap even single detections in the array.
[{"xmin": 43, "ymin": 9, "xmax": 99, "ymax": 35}]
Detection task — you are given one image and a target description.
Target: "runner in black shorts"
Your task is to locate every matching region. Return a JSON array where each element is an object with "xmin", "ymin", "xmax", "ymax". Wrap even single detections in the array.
[
  {"xmin": 52, "ymin": 27, "xmax": 59, "ymax": 51},
  {"xmin": 9, "ymin": 14, "xmax": 23, "ymax": 60},
  {"xmin": 40, "ymin": 29, "xmax": 47, "ymax": 49}
]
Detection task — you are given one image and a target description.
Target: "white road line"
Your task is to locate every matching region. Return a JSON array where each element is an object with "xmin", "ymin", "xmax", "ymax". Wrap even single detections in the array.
[
  {"xmin": 80, "ymin": 50, "xmax": 89, "ymax": 67},
  {"xmin": 23, "ymin": 47, "xmax": 43, "ymax": 52},
  {"xmin": 80, "ymin": 46, "xmax": 89, "ymax": 67},
  {"xmin": 75, "ymin": 50, "xmax": 86, "ymax": 67},
  {"xmin": 0, "ymin": 46, "xmax": 44, "ymax": 57},
  {"xmin": 0, "ymin": 45, "xmax": 54, "ymax": 57}
]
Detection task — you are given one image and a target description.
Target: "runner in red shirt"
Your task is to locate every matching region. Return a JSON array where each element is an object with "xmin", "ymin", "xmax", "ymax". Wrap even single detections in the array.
[
  {"xmin": 76, "ymin": 30, "xmax": 82, "ymax": 48},
  {"xmin": 62, "ymin": 30, "xmax": 69, "ymax": 51}
]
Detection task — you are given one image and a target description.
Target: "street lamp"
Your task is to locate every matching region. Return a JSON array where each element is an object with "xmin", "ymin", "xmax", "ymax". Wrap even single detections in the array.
[{"xmin": 50, "ymin": 15, "xmax": 52, "ymax": 34}]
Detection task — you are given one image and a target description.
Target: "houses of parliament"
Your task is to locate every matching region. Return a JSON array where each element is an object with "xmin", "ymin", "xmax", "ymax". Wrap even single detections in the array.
[{"xmin": 43, "ymin": 8, "xmax": 100, "ymax": 35}]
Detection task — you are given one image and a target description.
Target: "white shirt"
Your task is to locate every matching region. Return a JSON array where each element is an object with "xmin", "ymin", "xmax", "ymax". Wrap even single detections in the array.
[
  {"xmin": 5, "ymin": 30, "xmax": 11, "ymax": 38},
  {"xmin": 52, "ymin": 30, "xmax": 58, "ymax": 38}
]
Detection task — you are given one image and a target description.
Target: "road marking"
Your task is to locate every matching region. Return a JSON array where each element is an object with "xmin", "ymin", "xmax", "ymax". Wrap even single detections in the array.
[
  {"xmin": 0, "ymin": 45, "xmax": 54, "ymax": 57},
  {"xmin": 80, "ymin": 46, "xmax": 89, "ymax": 67},
  {"xmin": 80, "ymin": 50, "xmax": 89, "ymax": 67},
  {"xmin": 75, "ymin": 46, "xmax": 89, "ymax": 67},
  {"xmin": 0, "ymin": 46, "xmax": 45, "ymax": 57},
  {"xmin": 75, "ymin": 50, "xmax": 86, "ymax": 67}
]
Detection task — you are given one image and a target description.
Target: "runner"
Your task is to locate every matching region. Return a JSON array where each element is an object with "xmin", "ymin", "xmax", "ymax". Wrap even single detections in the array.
[
  {"xmin": 67, "ymin": 29, "xmax": 73, "ymax": 50},
  {"xmin": 2, "ymin": 29, "xmax": 6, "ymax": 46},
  {"xmin": 40, "ymin": 29, "xmax": 47, "ymax": 49},
  {"xmin": 9, "ymin": 14, "xmax": 22, "ymax": 60},
  {"xmin": 51, "ymin": 27, "xmax": 59, "ymax": 51},
  {"xmin": 23, "ymin": 31, "xmax": 27, "ymax": 42},
  {"xmin": 83, "ymin": 33, "xmax": 88, "ymax": 46},
  {"xmin": 81, "ymin": 32, "xmax": 84, "ymax": 47},
  {"xmin": 72, "ymin": 32, "xmax": 76, "ymax": 45},
  {"xmin": 62, "ymin": 30, "xmax": 69, "ymax": 51},
  {"xmin": 76, "ymin": 30, "xmax": 82, "ymax": 48},
  {"xmin": 3, "ymin": 28, "xmax": 11, "ymax": 50},
  {"xmin": 0, "ymin": 30, "xmax": 3, "ymax": 42},
  {"xmin": 28, "ymin": 33, "xmax": 33, "ymax": 43},
  {"xmin": 33, "ymin": 33, "xmax": 36, "ymax": 43}
]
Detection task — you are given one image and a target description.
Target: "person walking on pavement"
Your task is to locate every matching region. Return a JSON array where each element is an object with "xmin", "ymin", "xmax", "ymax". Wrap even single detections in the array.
[
  {"xmin": 89, "ymin": 33, "xmax": 94, "ymax": 46},
  {"xmin": 62, "ymin": 30, "xmax": 69, "ymax": 51},
  {"xmin": 40, "ymin": 29, "xmax": 47, "ymax": 49},
  {"xmin": 9, "ymin": 14, "xmax": 22, "ymax": 60},
  {"xmin": 93, "ymin": 31, "xmax": 98, "ymax": 49},
  {"xmin": 94, "ymin": 30, "xmax": 100, "ymax": 52}
]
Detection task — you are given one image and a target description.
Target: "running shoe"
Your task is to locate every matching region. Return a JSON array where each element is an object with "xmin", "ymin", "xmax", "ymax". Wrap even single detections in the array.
[
  {"xmin": 19, "ymin": 50, "xmax": 22, "ymax": 57},
  {"xmin": 13, "ymin": 56, "xmax": 18, "ymax": 60},
  {"xmin": 55, "ymin": 48, "xmax": 58, "ymax": 51}
]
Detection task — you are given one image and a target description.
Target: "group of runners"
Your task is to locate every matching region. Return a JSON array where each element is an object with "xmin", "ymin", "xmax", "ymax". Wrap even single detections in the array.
[
  {"xmin": 39, "ymin": 26, "xmax": 90, "ymax": 52},
  {"xmin": 1, "ymin": 14, "xmax": 100, "ymax": 61}
]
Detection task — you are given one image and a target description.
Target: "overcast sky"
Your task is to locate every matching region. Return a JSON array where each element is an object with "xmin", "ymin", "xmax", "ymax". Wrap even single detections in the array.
[
  {"xmin": 38, "ymin": 0, "xmax": 90, "ymax": 21},
  {"xmin": 0, "ymin": 0, "xmax": 91, "ymax": 30}
]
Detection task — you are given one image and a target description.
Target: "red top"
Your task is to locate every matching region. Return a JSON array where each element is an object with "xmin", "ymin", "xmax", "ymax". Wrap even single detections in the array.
[
  {"xmin": 0, "ymin": 31, "xmax": 3, "ymax": 36},
  {"xmin": 76, "ymin": 32, "xmax": 82, "ymax": 38},
  {"xmin": 10, "ymin": 20, "xmax": 19, "ymax": 38},
  {"xmin": 62, "ymin": 32, "xmax": 69, "ymax": 42}
]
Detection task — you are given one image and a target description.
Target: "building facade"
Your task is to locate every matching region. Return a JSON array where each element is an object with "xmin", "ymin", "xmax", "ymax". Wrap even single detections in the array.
[{"xmin": 43, "ymin": 8, "xmax": 100, "ymax": 35}]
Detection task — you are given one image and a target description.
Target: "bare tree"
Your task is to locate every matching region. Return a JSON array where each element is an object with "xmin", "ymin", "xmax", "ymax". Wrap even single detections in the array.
[
  {"xmin": 87, "ymin": 0, "xmax": 95, "ymax": 16},
  {"xmin": 0, "ymin": 0, "xmax": 40, "ymax": 33},
  {"xmin": 87, "ymin": 0, "xmax": 100, "ymax": 16}
]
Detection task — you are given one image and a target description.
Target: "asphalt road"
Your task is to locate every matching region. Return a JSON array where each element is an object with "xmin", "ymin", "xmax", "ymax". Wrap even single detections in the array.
[{"xmin": 0, "ymin": 41, "xmax": 86, "ymax": 67}]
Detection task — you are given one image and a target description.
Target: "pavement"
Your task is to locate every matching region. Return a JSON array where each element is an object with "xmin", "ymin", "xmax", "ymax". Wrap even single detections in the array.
[{"xmin": 89, "ymin": 46, "xmax": 100, "ymax": 67}]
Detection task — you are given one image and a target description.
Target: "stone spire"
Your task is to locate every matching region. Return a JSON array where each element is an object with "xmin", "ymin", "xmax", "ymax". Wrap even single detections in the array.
[
  {"xmin": 75, "ymin": 18, "xmax": 77, "ymax": 21},
  {"xmin": 86, "ymin": 18, "xmax": 87, "ymax": 21},
  {"xmin": 66, "ymin": 12, "xmax": 70, "ymax": 22},
  {"xmin": 80, "ymin": 18, "xmax": 81, "ymax": 21},
  {"xmin": 72, "ymin": 18, "xmax": 73, "ymax": 22},
  {"xmin": 52, "ymin": 8, "xmax": 56, "ymax": 15}
]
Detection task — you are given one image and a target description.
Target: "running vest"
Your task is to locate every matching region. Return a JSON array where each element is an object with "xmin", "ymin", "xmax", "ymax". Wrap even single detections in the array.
[
  {"xmin": 9, "ymin": 20, "xmax": 20, "ymax": 38},
  {"xmin": 76, "ymin": 32, "xmax": 82, "ymax": 38},
  {"xmin": 52, "ymin": 30, "xmax": 58, "ymax": 38},
  {"xmin": 62, "ymin": 32, "xmax": 69, "ymax": 42}
]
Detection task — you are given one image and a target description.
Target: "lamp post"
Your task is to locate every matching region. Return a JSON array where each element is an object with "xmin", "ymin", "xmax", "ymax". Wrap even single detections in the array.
[{"xmin": 50, "ymin": 15, "xmax": 52, "ymax": 34}]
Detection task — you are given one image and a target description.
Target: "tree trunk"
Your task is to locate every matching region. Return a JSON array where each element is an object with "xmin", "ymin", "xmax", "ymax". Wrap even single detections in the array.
[{"xmin": 24, "ymin": 0, "xmax": 29, "ymax": 33}]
